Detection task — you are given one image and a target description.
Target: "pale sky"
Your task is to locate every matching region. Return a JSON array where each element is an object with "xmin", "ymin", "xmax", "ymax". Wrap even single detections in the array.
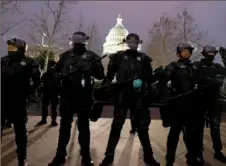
[{"xmin": 1, "ymin": 1, "xmax": 226, "ymax": 62}]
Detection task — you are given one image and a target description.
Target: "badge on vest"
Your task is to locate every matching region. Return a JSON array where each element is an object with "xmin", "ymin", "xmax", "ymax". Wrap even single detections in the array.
[
  {"xmin": 136, "ymin": 56, "xmax": 141, "ymax": 61},
  {"xmin": 179, "ymin": 65, "xmax": 186, "ymax": 68},
  {"xmin": 124, "ymin": 55, "xmax": 128, "ymax": 60},
  {"xmin": 20, "ymin": 61, "xmax": 26, "ymax": 66},
  {"xmin": 82, "ymin": 54, "xmax": 87, "ymax": 59}
]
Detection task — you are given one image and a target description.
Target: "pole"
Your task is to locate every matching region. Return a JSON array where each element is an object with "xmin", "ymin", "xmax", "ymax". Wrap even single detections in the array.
[{"xmin": 41, "ymin": 35, "xmax": 44, "ymax": 46}]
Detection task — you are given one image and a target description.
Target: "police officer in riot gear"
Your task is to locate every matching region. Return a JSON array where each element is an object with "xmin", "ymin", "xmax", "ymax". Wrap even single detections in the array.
[
  {"xmin": 194, "ymin": 45, "xmax": 226, "ymax": 163},
  {"xmin": 99, "ymin": 33, "xmax": 160, "ymax": 166},
  {"xmin": 157, "ymin": 42, "xmax": 203, "ymax": 166},
  {"xmin": 48, "ymin": 31, "xmax": 105, "ymax": 166},
  {"xmin": 1, "ymin": 38, "xmax": 41, "ymax": 166},
  {"xmin": 37, "ymin": 60, "xmax": 59, "ymax": 126}
]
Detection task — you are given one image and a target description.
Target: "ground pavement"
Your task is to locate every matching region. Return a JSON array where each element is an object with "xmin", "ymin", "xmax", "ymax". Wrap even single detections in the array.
[{"xmin": 1, "ymin": 105, "xmax": 226, "ymax": 166}]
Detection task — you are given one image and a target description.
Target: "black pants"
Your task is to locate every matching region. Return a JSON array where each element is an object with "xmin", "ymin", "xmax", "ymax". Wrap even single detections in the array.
[
  {"xmin": 165, "ymin": 105, "xmax": 201, "ymax": 164},
  {"xmin": 6, "ymin": 118, "xmax": 12, "ymax": 125},
  {"xmin": 197, "ymin": 102, "xmax": 223, "ymax": 156},
  {"xmin": 166, "ymin": 123, "xmax": 200, "ymax": 164},
  {"xmin": 104, "ymin": 106, "xmax": 153, "ymax": 159},
  {"xmin": 1, "ymin": 100, "xmax": 28, "ymax": 162},
  {"xmin": 55, "ymin": 96, "xmax": 92, "ymax": 159},
  {"xmin": 41, "ymin": 94, "xmax": 59, "ymax": 121},
  {"xmin": 129, "ymin": 108, "xmax": 136, "ymax": 131}
]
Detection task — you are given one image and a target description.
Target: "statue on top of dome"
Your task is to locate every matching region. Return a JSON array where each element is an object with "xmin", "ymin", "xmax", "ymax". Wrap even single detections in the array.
[{"xmin": 116, "ymin": 14, "xmax": 123, "ymax": 25}]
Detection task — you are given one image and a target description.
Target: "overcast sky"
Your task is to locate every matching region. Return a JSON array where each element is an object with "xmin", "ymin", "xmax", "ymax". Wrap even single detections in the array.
[{"xmin": 1, "ymin": 1, "xmax": 226, "ymax": 62}]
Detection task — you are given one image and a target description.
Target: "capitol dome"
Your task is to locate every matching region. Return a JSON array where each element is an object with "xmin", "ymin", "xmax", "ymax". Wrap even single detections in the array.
[
  {"xmin": 102, "ymin": 14, "xmax": 142, "ymax": 74},
  {"xmin": 103, "ymin": 15, "xmax": 129, "ymax": 54}
]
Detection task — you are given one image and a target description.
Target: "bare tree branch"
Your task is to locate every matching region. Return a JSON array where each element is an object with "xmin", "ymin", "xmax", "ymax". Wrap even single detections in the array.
[
  {"xmin": 1, "ymin": 0, "xmax": 22, "ymax": 15},
  {"xmin": 174, "ymin": 8, "xmax": 211, "ymax": 61},
  {"xmin": 1, "ymin": 22, "xmax": 21, "ymax": 36},
  {"xmin": 147, "ymin": 16, "xmax": 177, "ymax": 68},
  {"xmin": 28, "ymin": 0, "xmax": 73, "ymax": 72},
  {"xmin": 1, "ymin": 0, "xmax": 23, "ymax": 36},
  {"xmin": 175, "ymin": 8, "xmax": 207, "ymax": 44},
  {"xmin": 146, "ymin": 8, "xmax": 213, "ymax": 66},
  {"xmin": 72, "ymin": 14, "xmax": 100, "ymax": 53}
]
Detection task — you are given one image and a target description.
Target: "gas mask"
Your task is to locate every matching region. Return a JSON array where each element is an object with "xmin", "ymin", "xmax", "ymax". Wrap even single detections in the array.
[
  {"xmin": 205, "ymin": 55, "xmax": 215, "ymax": 65},
  {"xmin": 7, "ymin": 38, "xmax": 27, "ymax": 59},
  {"xmin": 8, "ymin": 44, "xmax": 18, "ymax": 57},
  {"xmin": 126, "ymin": 37, "xmax": 141, "ymax": 51},
  {"xmin": 127, "ymin": 40, "xmax": 139, "ymax": 50},
  {"xmin": 201, "ymin": 45, "xmax": 218, "ymax": 65},
  {"xmin": 73, "ymin": 43, "xmax": 86, "ymax": 51}
]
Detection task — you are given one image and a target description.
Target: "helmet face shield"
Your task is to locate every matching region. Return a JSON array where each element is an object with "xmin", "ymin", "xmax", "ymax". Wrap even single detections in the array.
[
  {"xmin": 177, "ymin": 43, "xmax": 194, "ymax": 52},
  {"xmin": 71, "ymin": 32, "xmax": 89, "ymax": 45},
  {"xmin": 8, "ymin": 44, "xmax": 18, "ymax": 52},
  {"xmin": 203, "ymin": 45, "xmax": 218, "ymax": 54},
  {"xmin": 126, "ymin": 38, "xmax": 139, "ymax": 50}
]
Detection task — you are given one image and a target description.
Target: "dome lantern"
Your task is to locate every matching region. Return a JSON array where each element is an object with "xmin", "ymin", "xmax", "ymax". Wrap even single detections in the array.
[{"xmin": 116, "ymin": 14, "xmax": 123, "ymax": 26}]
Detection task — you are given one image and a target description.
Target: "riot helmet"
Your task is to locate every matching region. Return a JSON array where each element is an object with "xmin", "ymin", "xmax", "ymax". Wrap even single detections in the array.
[
  {"xmin": 70, "ymin": 31, "xmax": 89, "ymax": 54},
  {"xmin": 71, "ymin": 31, "xmax": 89, "ymax": 44},
  {"xmin": 201, "ymin": 45, "xmax": 218, "ymax": 56},
  {"xmin": 176, "ymin": 42, "xmax": 194, "ymax": 60},
  {"xmin": 122, "ymin": 33, "xmax": 142, "ymax": 50},
  {"xmin": 201, "ymin": 45, "xmax": 218, "ymax": 64},
  {"xmin": 7, "ymin": 38, "xmax": 27, "ymax": 57}
]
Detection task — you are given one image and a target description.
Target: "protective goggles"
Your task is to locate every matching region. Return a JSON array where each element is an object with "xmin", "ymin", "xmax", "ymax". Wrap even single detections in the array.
[{"xmin": 8, "ymin": 44, "xmax": 18, "ymax": 52}]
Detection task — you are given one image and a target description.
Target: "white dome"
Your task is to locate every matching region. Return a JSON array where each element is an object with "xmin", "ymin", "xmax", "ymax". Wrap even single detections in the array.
[
  {"xmin": 103, "ymin": 15, "xmax": 129, "ymax": 55},
  {"xmin": 108, "ymin": 16, "xmax": 129, "ymax": 37}
]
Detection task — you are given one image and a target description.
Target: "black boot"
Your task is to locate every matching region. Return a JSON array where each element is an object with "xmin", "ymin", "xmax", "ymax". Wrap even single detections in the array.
[
  {"xmin": 18, "ymin": 159, "xmax": 27, "ymax": 166},
  {"xmin": 51, "ymin": 120, "xmax": 58, "ymax": 127},
  {"xmin": 186, "ymin": 158, "xmax": 204, "ymax": 166},
  {"xmin": 144, "ymin": 156, "xmax": 160, "ymax": 166},
  {"xmin": 166, "ymin": 164, "xmax": 174, "ymax": 166},
  {"xmin": 214, "ymin": 152, "xmax": 226, "ymax": 163},
  {"xmin": 5, "ymin": 122, "xmax": 12, "ymax": 128},
  {"xmin": 130, "ymin": 129, "xmax": 136, "ymax": 134},
  {"xmin": 81, "ymin": 156, "xmax": 94, "ymax": 166},
  {"xmin": 48, "ymin": 156, "xmax": 66, "ymax": 166},
  {"xmin": 36, "ymin": 119, "xmax": 47, "ymax": 126},
  {"xmin": 99, "ymin": 156, "xmax": 114, "ymax": 166}
]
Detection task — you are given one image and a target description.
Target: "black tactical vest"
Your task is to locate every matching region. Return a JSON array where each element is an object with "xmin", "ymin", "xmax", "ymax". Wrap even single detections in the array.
[
  {"xmin": 116, "ymin": 52, "xmax": 144, "ymax": 83},
  {"xmin": 169, "ymin": 61, "xmax": 196, "ymax": 94}
]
